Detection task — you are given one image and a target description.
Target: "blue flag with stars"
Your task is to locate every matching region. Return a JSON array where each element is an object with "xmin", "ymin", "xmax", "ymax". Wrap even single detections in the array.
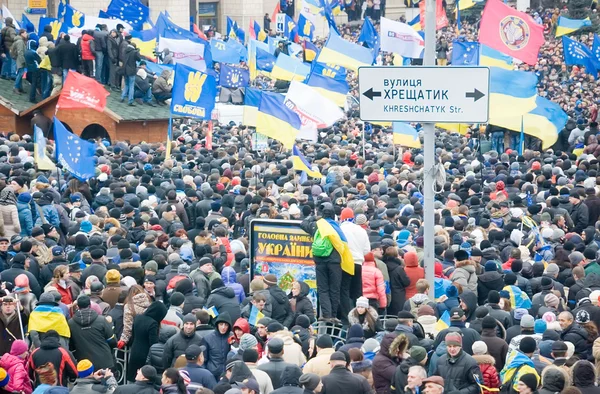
[
  {"xmin": 451, "ymin": 41, "xmax": 480, "ymax": 65},
  {"xmin": 563, "ymin": 36, "xmax": 600, "ymax": 76},
  {"xmin": 53, "ymin": 117, "xmax": 97, "ymax": 181},
  {"xmin": 220, "ymin": 64, "xmax": 249, "ymax": 88},
  {"xmin": 105, "ymin": 0, "xmax": 149, "ymax": 30},
  {"xmin": 592, "ymin": 34, "xmax": 600, "ymax": 64}
]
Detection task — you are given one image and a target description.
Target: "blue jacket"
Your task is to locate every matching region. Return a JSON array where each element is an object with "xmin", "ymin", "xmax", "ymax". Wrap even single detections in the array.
[
  {"xmin": 34, "ymin": 203, "xmax": 60, "ymax": 228},
  {"xmin": 17, "ymin": 201, "xmax": 33, "ymax": 236},
  {"xmin": 182, "ymin": 363, "xmax": 217, "ymax": 389},
  {"xmin": 221, "ymin": 266, "xmax": 245, "ymax": 304},
  {"xmin": 203, "ymin": 312, "xmax": 232, "ymax": 379}
]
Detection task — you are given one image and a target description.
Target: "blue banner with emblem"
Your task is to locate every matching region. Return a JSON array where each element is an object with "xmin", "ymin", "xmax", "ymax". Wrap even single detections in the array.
[{"xmin": 170, "ymin": 63, "xmax": 217, "ymax": 120}]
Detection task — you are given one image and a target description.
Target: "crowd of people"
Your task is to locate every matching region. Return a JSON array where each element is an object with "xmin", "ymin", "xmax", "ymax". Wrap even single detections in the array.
[{"xmin": 1, "ymin": 2, "xmax": 600, "ymax": 394}]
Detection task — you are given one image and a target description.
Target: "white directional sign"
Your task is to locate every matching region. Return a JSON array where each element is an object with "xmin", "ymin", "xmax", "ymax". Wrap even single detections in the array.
[{"xmin": 358, "ymin": 66, "xmax": 490, "ymax": 123}]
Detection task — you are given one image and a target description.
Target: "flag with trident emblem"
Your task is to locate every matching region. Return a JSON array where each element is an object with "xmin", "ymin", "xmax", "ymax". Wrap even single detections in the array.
[{"xmin": 219, "ymin": 64, "xmax": 250, "ymax": 88}]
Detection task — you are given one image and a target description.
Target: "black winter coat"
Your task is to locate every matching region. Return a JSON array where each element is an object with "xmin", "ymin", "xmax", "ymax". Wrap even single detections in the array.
[
  {"xmin": 68, "ymin": 308, "xmax": 116, "ymax": 369},
  {"xmin": 268, "ymin": 285, "xmax": 294, "ymax": 327},
  {"xmin": 128, "ymin": 302, "xmax": 167, "ymax": 382},
  {"xmin": 434, "ymin": 351, "xmax": 483, "ymax": 394},
  {"xmin": 146, "ymin": 326, "xmax": 177, "ymax": 373},
  {"xmin": 561, "ymin": 322, "xmax": 590, "ymax": 359},
  {"xmin": 114, "ymin": 381, "xmax": 159, "ymax": 394},
  {"xmin": 203, "ymin": 312, "xmax": 232, "ymax": 379},
  {"xmin": 118, "ymin": 261, "xmax": 144, "ymax": 285},
  {"xmin": 322, "ymin": 365, "xmax": 372, "ymax": 394},
  {"xmin": 29, "ymin": 335, "xmax": 78, "ymax": 386},
  {"xmin": 289, "ymin": 281, "xmax": 315, "ymax": 324},
  {"xmin": 384, "ymin": 256, "xmax": 410, "ymax": 316},
  {"xmin": 476, "ymin": 271, "xmax": 504, "ymax": 305},
  {"xmin": 270, "ymin": 365, "xmax": 304, "ymax": 394},
  {"xmin": 393, "ymin": 357, "xmax": 418, "ymax": 394},
  {"xmin": 56, "ymin": 41, "xmax": 79, "ymax": 70},
  {"xmin": 0, "ymin": 263, "xmax": 41, "ymax": 297},
  {"xmin": 122, "ymin": 45, "xmax": 141, "ymax": 77},
  {"xmin": 206, "ymin": 287, "xmax": 241, "ymax": 322},
  {"xmin": 486, "ymin": 304, "xmax": 512, "ymax": 330},
  {"xmin": 163, "ymin": 329, "xmax": 205, "ymax": 368}
]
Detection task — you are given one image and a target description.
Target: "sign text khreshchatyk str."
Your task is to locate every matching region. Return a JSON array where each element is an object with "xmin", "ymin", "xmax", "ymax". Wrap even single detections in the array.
[{"xmin": 358, "ymin": 66, "xmax": 491, "ymax": 123}]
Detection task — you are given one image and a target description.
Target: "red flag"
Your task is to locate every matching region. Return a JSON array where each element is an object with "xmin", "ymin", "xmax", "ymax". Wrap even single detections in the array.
[
  {"xmin": 419, "ymin": 0, "xmax": 448, "ymax": 30},
  {"xmin": 56, "ymin": 71, "xmax": 109, "ymax": 112},
  {"xmin": 206, "ymin": 121, "xmax": 213, "ymax": 150},
  {"xmin": 478, "ymin": 0, "xmax": 544, "ymax": 65},
  {"xmin": 192, "ymin": 23, "xmax": 208, "ymax": 41},
  {"xmin": 271, "ymin": 2, "xmax": 281, "ymax": 23}
]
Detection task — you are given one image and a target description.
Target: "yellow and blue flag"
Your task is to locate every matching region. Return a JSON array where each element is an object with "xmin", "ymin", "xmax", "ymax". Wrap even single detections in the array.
[
  {"xmin": 54, "ymin": 118, "xmax": 96, "ymax": 181},
  {"xmin": 303, "ymin": 41, "xmax": 319, "ymax": 62},
  {"xmin": 243, "ymin": 87, "xmax": 263, "ymax": 127},
  {"xmin": 227, "ymin": 16, "xmax": 238, "ymax": 40},
  {"xmin": 436, "ymin": 123, "xmax": 471, "ymax": 135},
  {"xmin": 284, "ymin": 14, "xmax": 297, "ymax": 42},
  {"xmin": 297, "ymin": 14, "xmax": 314, "ymax": 41},
  {"xmin": 489, "ymin": 67, "xmax": 538, "ymax": 118},
  {"xmin": 293, "ymin": 145, "xmax": 323, "ymax": 178},
  {"xmin": 271, "ymin": 53, "xmax": 310, "ymax": 81},
  {"xmin": 170, "ymin": 63, "xmax": 217, "ymax": 120},
  {"xmin": 28, "ymin": 304, "xmax": 70, "ymax": 338},
  {"xmin": 256, "ymin": 47, "xmax": 277, "ymax": 72},
  {"xmin": 501, "ymin": 285, "xmax": 532, "ymax": 309},
  {"xmin": 434, "ymin": 310, "xmax": 451, "ymax": 332},
  {"xmin": 220, "ymin": 64, "xmax": 249, "ymax": 88},
  {"xmin": 451, "ymin": 41, "xmax": 480, "ymax": 65},
  {"xmin": 63, "ymin": 4, "xmax": 85, "ymax": 29},
  {"xmin": 316, "ymin": 218, "xmax": 354, "ymax": 275},
  {"xmin": 479, "ymin": 44, "xmax": 513, "ymax": 70},
  {"xmin": 156, "ymin": 12, "xmax": 205, "ymax": 43},
  {"xmin": 488, "ymin": 96, "xmax": 568, "ymax": 150},
  {"xmin": 256, "ymin": 92, "xmax": 302, "ymax": 148},
  {"xmin": 248, "ymin": 39, "xmax": 269, "ymax": 79},
  {"xmin": 203, "ymin": 306, "xmax": 219, "ymax": 318},
  {"xmin": 392, "ymin": 122, "xmax": 421, "ymax": 148},
  {"xmin": 249, "ymin": 306, "xmax": 265, "ymax": 326},
  {"xmin": 144, "ymin": 60, "xmax": 173, "ymax": 75},
  {"xmin": 105, "ymin": 0, "xmax": 149, "ymax": 30},
  {"xmin": 319, "ymin": 0, "xmax": 341, "ymax": 34},
  {"xmin": 34, "ymin": 125, "xmax": 56, "ymax": 171},
  {"xmin": 556, "ymin": 16, "xmax": 591, "ymax": 37},
  {"xmin": 563, "ymin": 35, "xmax": 600, "ymax": 76},
  {"xmin": 318, "ymin": 31, "xmax": 373, "ymax": 71},
  {"xmin": 254, "ymin": 20, "xmax": 267, "ymax": 42},
  {"xmin": 57, "ymin": 0, "xmax": 67, "ymax": 20},
  {"xmin": 305, "ymin": 62, "xmax": 349, "ymax": 107},
  {"xmin": 130, "ymin": 27, "xmax": 158, "ymax": 61},
  {"xmin": 408, "ymin": 14, "xmax": 421, "ymax": 31},
  {"xmin": 38, "ymin": 18, "xmax": 67, "ymax": 40}
]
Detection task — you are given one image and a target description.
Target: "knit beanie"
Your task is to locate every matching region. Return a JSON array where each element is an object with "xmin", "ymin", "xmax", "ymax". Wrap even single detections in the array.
[
  {"xmin": 239, "ymin": 333, "xmax": 259, "ymax": 351},
  {"xmin": 9, "ymin": 340, "xmax": 28, "ymax": 356},
  {"xmin": 472, "ymin": 341, "xmax": 488, "ymax": 355},
  {"xmin": 445, "ymin": 332, "xmax": 462, "ymax": 346},
  {"xmin": 77, "ymin": 360, "xmax": 94, "ymax": 378},
  {"xmin": 316, "ymin": 334, "xmax": 333, "ymax": 349},
  {"xmin": 519, "ymin": 373, "xmax": 538, "ymax": 392},
  {"xmin": 0, "ymin": 368, "xmax": 8, "ymax": 387}
]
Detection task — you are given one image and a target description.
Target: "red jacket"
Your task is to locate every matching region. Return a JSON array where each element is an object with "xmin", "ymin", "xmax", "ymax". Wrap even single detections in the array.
[
  {"xmin": 0, "ymin": 353, "xmax": 32, "ymax": 394},
  {"xmin": 362, "ymin": 253, "xmax": 387, "ymax": 307},
  {"xmin": 80, "ymin": 34, "xmax": 95, "ymax": 60},
  {"xmin": 474, "ymin": 355, "xmax": 500, "ymax": 394},
  {"xmin": 403, "ymin": 251, "xmax": 424, "ymax": 299}
]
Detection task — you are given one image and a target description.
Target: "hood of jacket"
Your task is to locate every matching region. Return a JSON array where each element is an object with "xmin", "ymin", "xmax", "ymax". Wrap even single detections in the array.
[
  {"xmin": 297, "ymin": 280, "xmax": 310, "ymax": 298},
  {"xmin": 0, "ymin": 353, "xmax": 24, "ymax": 369},
  {"xmin": 280, "ymin": 365, "xmax": 303, "ymax": 386},
  {"xmin": 145, "ymin": 301, "xmax": 168, "ymax": 323},
  {"xmin": 455, "ymin": 259, "xmax": 476, "ymax": 272},
  {"xmin": 584, "ymin": 272, "xmax": 600, "ymax": 288},
  {"xmin": 212, "ymin": 286, "xmax": 236, "ymax": 299},
  {"xmin": 379, "ymin": 332, "xmax": 397, "ymax": 358},
  {"xmin": 221, "ymin": 266, "xmax": 238, "ymax": 285},
  {"xmin": 159, "ymin": 69, "xmax": 171, "ymax": 79},
  {"xmin": 472, "ymin": 354, "xmax": 495, "ymax": 366},
  {"xmin": 82, "ymin": 34, "xmax": 93, "ymax": 42},
  {"xmin": 233, "ymin": 317, "xmax": 250, "ymax": 334},
  {"xmin": 132, "ymin": 292, "xmax": 151, "ymax": 309},
  {"xmin": 213, "ymin": 311, "xmax": 232, "ymax": 332},
  {"xmin": 541, "ymin": 366, "xmax": 567, "ymax": 392},
  {"xmin": 272, "ymin": 330, "xmax": 297, "ymax": 346},
  {"xmin": 478, "ymin": 271, "xmax": 503, "ymax": 283},
  {"xmin": 459, "ymin": 291, "xmax": 478, "ymax": 319},
  {"xmin": 388, "ymin": 333, "xmax": 409, "ymax": 359},
  {"xmin": 40, "ymin": 334, "xmax": 61, "ymax": 349},
  {"xmin": 573, "ymin": 361, "xmax": 595, "ymax": 387},
  {"xmin": 73, "ymin": 308, "xmax": 99, "ymax": 327}
]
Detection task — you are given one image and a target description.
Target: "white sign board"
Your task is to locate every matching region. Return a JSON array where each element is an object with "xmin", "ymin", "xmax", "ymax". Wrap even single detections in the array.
[
  {"xmin": 251, "ymin": 133, "xmax": 269, "ymax": 151},
  {"xmin": 276, "ymin": 13, "xmax": 286, "ymax": 33},
  {"xmin": 358, "ymin": 66, "xmax": 490, "ymax": 123}
]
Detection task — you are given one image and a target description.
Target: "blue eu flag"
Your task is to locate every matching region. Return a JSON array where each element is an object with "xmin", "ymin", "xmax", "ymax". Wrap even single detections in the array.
[
  {"xmin": 220, "ymin": 64, "xmax": 249, "ymax": 88},
  {"xmin": 451, "ymin": 41, "xmax": 480, "ymax": 65},
  {"xmin": 563, "ymin": 36, "xmax": 600, "ymax": 76},
  {"xmin": 105, "ymin": 0, "xmax": 149, "ymax": 30},
  {"xmin": 53, "ymin": 118, "xmax": 97, "ymax": 181}
]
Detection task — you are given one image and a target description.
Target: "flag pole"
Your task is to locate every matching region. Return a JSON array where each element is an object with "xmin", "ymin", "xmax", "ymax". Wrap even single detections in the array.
[
  {"xmin": 166, "ymin": 115, "xmax": 173, "ymax": 158},
  {"xmin": 456, "ymin": 0, "xmax": 461, "ymax": 32},
  {"xmin": 519, "ymin": 115, "xmax": 524, "ymax": 155}
]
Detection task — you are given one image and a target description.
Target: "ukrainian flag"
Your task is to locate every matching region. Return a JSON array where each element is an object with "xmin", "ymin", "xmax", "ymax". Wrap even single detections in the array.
[
  {"xmin": 436, "ymin": 123, "xmax": 471, "ymax": 135},
  {"xmin": 434, "ymin": 310, "xmax": 451, "ymax": 332},
  {"xmin": 34, "ymin": 125, "xmax": 56, "ymax": 171},
  {"xmin": 502, "ymin": 285, "xmax": 532, "ymax": 309},
  {"xmin": 203, "ymin": 306, "xmax": 219, "ymax": 318},
  {"xmin": 254, "ymin": 21, "xmax": 267, "ymax": 42},
  {"xmin": 316, "ymin": 218, "xmax": 354, "ymax": 275},
  {"xmin": 392, "ymin": 122, "xmax": 421, "ymax": 148},
  {"xmin": 317, "ymin": 31, "xmax": 373, "ymax": 71},
  {"xmin": 556, "ymin": 16, "xmax": 591, "ymax": 37},
  {"xmin": 303, "ymin": 41, "xmax": 319, "ymax": 62},
  {"xmin": 305, "ymin": 63, "xmax": 349, "ymax": 107},
  {"xmin": 479, "ymin": 44, "xmax": 513, "ymax": 70},
  {"xmin": 256, "ymin": 92, "xmax": 302, "ymax": 148},
  {"xmin": 408, "ymin": 14, "xmax": 421, "ymax": 31},
  {"xmin": 488, "ymin": 96, "xmax": 568, "ymax": 150},
  {"xmin": 248, "ymin": 39, "xmax": 270, "ymax": 79},
  {"xmin": 28, "ymin": 305, "xmax": 70, "ymax": 338},
  {"xmin": 243, "ymin": 87, "xmax": 263, "ymax": 127},
  {"xmin": 271, "ymin": 53, "xmax": 311, "ymax": 81},
  {"xmin": 490, "ymin": 67, "xmax": 538, "ymax": 118},
  {"xmin": 131, "ymin": 27, "xmax": 157, "ymax": 61},
  {"xmin": 292, "ymin": 145, "xmax": 323, "ymax": 178},
  {"xmin": 249, "ymin": 306, "xmax": 265, "ymax": 326}
]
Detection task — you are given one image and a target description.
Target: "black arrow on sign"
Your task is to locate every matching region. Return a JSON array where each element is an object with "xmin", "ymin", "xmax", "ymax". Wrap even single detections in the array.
[
  {"xmin": 465, "ymin": 89, "xmax": 485, "ymax": 102},
  {"xmin": 363, "ymin": 88, "xmax": 382, "ymax": 101}
]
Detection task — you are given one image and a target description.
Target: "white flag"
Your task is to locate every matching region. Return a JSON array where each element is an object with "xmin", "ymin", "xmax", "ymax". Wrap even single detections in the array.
[
  {"xmin": 380, "ymin": 17, "xmax": 424, "ymax": 59},
  {"xmin": 1, "ymin": 5, "xmax": 20, "ymax": 30},
  {"xmin": 158, "ymin": 36, "xmax": 207, "ymax": 72},
  {"xmin": 34, "ymin": 126, "xmax": 56, "ymax": 171},
  {"xmin": 284, "ymin": 81, "xmax": 344, "ymax": 129}
]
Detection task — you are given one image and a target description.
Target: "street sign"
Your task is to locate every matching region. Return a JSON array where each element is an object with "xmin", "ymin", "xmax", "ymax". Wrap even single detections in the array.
[
  {"xmin": 276, "ymin": 13, "xmax": 286, "ymax": 33},
  {"xmin": 358, "ymin": 66, "xmax": 490, "ymax": 123}
]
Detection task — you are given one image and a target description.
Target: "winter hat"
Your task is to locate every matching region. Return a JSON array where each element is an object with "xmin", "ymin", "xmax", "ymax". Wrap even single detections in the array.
[
  {"xmin": 519, "ymin": 373, "xmax": 538, "ymax": 392},
  {"xmin": 534, "ymin": 319, "xmax": 547, "ymax": 334},
  {"xmin": 482, "ymin": 316, "xmax": 497, "ymax": 329},
  {"xmin": 384, "ymin": 318, "xmax": 398, "ymax": 331},
  {"xmin": 520, "ymin": 315, "xmax": 535, "ymax": 329},
  {"xmin": 263, "ymin": 274, "xmax": 277, "ymax": 286},
  {"xmin": 239, "ymin": 333, "xmax": 258, "ymax": 351},
  {"xmin": 544, "ymin": 293, "xmax": 560, "ymax": 308},
  {"xmin": 77, "ymin": 360, "xmax": 94, "ymax": 378},
  {"xmin": 105, "ymin": 269, "xmax": 120, "ymax": 284},
  {"xmin": 576, "ymin": 310, "xmax": 591, "ymax": 324},
  {"xmin": 361, "ymin": 338, "xmax": 380, "ymax": 354},
  {"xmin": 409, "ymin": 346, "xmax": 427, "ymax": 363},
  {"xmin": 347, "ymin": 324, "xmax": 365, "ymax": 340},
  {"xmin": 446, "ymin": 285, "xmax": 458, "ymax": 298},
  {"xmin": 170, "ymin": 292, "xmax": 185, "ymax": 307},
  {"xmin": 487, "ymin": 290, "xmax": 500, "ymax": 304},
  {"xmin": 14, "ymin": 274, "xmax": 29, "ymax": 292},
  {"xmin": 445, "ymin": 332, "xmax": 462, "ymax": 346},
  {"xmin": 544, "ymin": 263, "xmax": 559, "ymax": 277},
  {"xmin": 519, "ymin": 337, "xmax": 537, "ymax": 354},
  {"xmin": 356, "ymin": 296, "xmax": 369, "ymax": 309},
  {"xmin": 472, "ymin": 341, "xmax": 487, "ymax": 355},
  {"xmin": 418, "ymin": 305, "xmax": 435, "ymax": 317},
  {"xmin": 316, "ymin": 334, "xmax": 334, "ymax": 349},
  {"xmin": 0, "ymin": 368, "xmax": 8, "ymax": 387},
  {"xmin": 541, "ymin": 277, "xmax": 553, "ymax": 290},
  {"xmin": 183, "ymin": 314, "xmax": 196, "ymax": 325},
  {"xmin": 295, "ymin": 315, "xmax": 310, "ymax": 329},
  {"xmin": 77, "ymin": 295, "xmax": 91, "ymax": 309},
  {"xmin": 514, "ymin": 308, "xmax": 528, "ymax": 321},
  {"xmin": 484, "ymin": 261, "xmax": 497, "ymax": 272},
  {"xmin": 211, "ymin": 278, "xmax": 225, "ymax": 291},
  {"xmin": 299, "ymin": 373, "xmax": 321, "ymax": 391},
  {"xmin": 542, "ymin": 312, "xmax": 557, "ymax": 323},
  {"xmin": 10, "ymin": 340, "xmax": 28, "ymax": 356},
  {"xmin": 340, "ymin": 208, "xmax": 355, "ymax": 221}
]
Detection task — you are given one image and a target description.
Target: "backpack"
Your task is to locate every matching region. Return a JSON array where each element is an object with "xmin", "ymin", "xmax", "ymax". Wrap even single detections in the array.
[
  {"xmin": 9, "ymin": 39, "xmax": 19, "ymax": 59},
  {"xmin": 498, "ymin": 364, "xmax": 526, "ymax": 394},
  {"xmin": 408, "ymin": 298, "xmax": 422, "ymax": 317},
  {"xmin": 312, "ymin": 229, "xmax": 334, "ymax": 257}
]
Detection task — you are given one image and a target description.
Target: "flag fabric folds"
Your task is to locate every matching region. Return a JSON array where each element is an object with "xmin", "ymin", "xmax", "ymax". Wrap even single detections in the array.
[
  {"xmin": 271, "ymin": 54, "xmax": 310, "ymax": 81},
  {"xmin": 21, "ymin": 14, "xmax": 35, "ymax": 33},
  {"xmin": 158, "ymin": 36, "xmax": 209, "ymax": 72},
  {"xmin": 284, "ymin": 14, "xmax": 297, "ymax": 42},
  {"xmin": 592, "ymin": 34, "xmax": 600, "ymax": 63},
  {"xmin": 380, "ymin": 17, "xmax": 424, "ymax": 59},
  {"xmin": 556, "ymin": 16, "xmax": 591, "ymax": 37},
  {"xmin": 254, "ymin": 20, "xmax": 267, "ymax": 42},
  {"xmin": 28, "ymin": 304, "xmax": 71, "ymax": 338},
  {"xmin": 418, "ymin": 0, "xmax": 448, "ymax": 30},
  {"xmin": 256, "ymin": 92, "xmax": 302, "ymax": 148},
  {"xmin": 478, "ymin": 0, "xmax": 544, "ymax": 65},
  {"xmin": 227, "ymin": 17, "xmax": 238, "ymax": 40},
  {"xmin": 479, "ymin": 44, "xmax": 513, "ymax": 69},
  {"xmin": 451, "ymin": 41, "xmax": 480, "ymax": 65},
  {"xmin": 436, "ymin": 123, "xmax": 471, "ymax": 135},
  {"xmin": 256, "ymin": 47, "xmax": 277, "ymax": 72},
  {"xmin": 392, "ymin": 122, "xmax": 421, "ymax": 148},
  {"xmin": 563, "ymin": 36, "xmax": 599, "ymax": 76},
  {"xmin": 64, "ymin": 4, "xmax": 85, "ymax": 29},
  {"xmin": 284, "ymin": 80, "xmax": 344, "ymax": 128},
  {"xmin": 57, "ymin": 0, "xmax": 67, "ymax": 20},
  {"xmin": 53, "ymin": 118, "xmax": 97, "ymax": 182},
  {"xmin": 170, "ymin": 63, "xmax": 217, "ymax": 120},
  {"xmin": 203, "ymin": 306, "xmax": 219, "ymax": 318},
  {"xmin": 2, "ymin": 6, "xmax": 21, "ymax": 29},
  {"xmin": 34, "ymin": 125, "xmax": 56, "ymax": 171},
  {"xmin": 305, "ymin": 63, "xmax": 349, "ymax": 107},
  {"xmin": 243, "ymin": 88, "xmax": 263, "ymax": 127},
  {"xmin": 248, "ymin": 306, "xmax": 265, "ymax": 326},
  {"xmin": 130, "ymin": 27, "xmax": 157, "ymax": 61},
  {"xmin": 489, "ymin": 67, "xmax": 538, "ymax": 118},
  {"xmin": 297, "ymin": 14, "xmax": 314, "ymax": 41},
  {"xmin": 248, "ymin": 39, "xmax": 270, "ymax": 79},
  {"xmin": 318, "ymin": 31, "xmax": 373, "ymax": 71},
  {"xmin": 38, "ymin": 18, "xmax": 67, "ymax": 39},
  {"xmin": 408, "ymin": 14, "xmax": 421, "ymax": 31},
  {"xmin": 303, "ymin": 41, "xmax": 319, "ymax": 62},
  {"xmin": 105, "ymin": 0, "xmax": 149, "ymax": 30},
  {"xmin": 435, "ymin": 310, "xmax": 451, "ymax": 332},
  {"xmin": 57, "ymin": 71, "xmax": 109, "ymax": 112},
  {"xmin": 219, "ymin": 64, "xmax": 250, "ymax": 88},
  {"xmin": 316, "ymin": 218, "xmax": 354, "ymax": 275},
  {"xmin": 292, "ymin": 145, "xmax": 323, "ymax": 179},
  {"xmin": 210, "ymin": 38, "xmax": 243, "ymax": 64},
  {"xmin": 320, "ymin": 0, "xmax": 341, "ymax": 35}
]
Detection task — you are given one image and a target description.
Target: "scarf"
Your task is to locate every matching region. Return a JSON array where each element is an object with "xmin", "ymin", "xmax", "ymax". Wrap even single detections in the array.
[{"xmin": 0, "ymin": 187, "xmax": 16, "ymax": 206}]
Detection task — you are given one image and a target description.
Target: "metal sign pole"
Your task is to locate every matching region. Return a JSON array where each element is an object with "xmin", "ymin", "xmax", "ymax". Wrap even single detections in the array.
[{"xmin": 423, "ymin": 0, "xmax": 436, "ymax": 299}]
